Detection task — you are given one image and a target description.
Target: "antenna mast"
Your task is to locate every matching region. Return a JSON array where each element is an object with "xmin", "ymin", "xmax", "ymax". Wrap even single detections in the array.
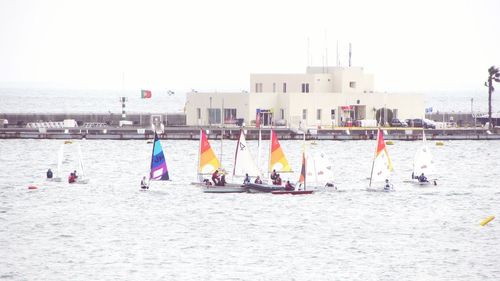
[
  {"xmin": 336, "ymin": 41, "xmax": 340, "ymax": 67},
  {"xmin": 349, "ymin": 43, "xmax": 352, "ymax": 67}
]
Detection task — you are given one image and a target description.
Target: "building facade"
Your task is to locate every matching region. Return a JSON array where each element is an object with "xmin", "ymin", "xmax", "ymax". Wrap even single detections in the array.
[{"xmin": 185, "ymin": 66, "xmax": 424, "ymax": 128}]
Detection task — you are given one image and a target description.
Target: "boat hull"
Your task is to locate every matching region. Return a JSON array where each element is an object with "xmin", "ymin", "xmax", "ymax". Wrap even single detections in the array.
[
  {"xmin": 202, "ymin": 185, "xmax": 247, "ymax": 193},
  {"xmin": 271, "ymin": 190, "xmax": 314, "ymax": 195},
  {"xmin": 246, "ymin": 183, "xmax": 284, "ymax": 193},
  {"xmin": 411, "ymin": 180, "xmax": 437, "ymax": 186}
]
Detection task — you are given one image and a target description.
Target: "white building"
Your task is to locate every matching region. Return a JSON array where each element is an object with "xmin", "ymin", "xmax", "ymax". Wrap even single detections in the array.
[{"xmin": 185, "ymin": 66, "xmax": 424, "ymax": 128}]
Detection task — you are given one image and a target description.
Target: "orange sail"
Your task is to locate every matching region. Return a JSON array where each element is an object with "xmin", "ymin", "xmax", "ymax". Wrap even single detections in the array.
[
  {"xmin": 299, "ymin": 152, "xmax": 306, "ymax": 185},
  {"xmin": 269, "ymin": 130, "xmax": 292, "ymax": 173},
  {"xmin": 198, "ymin": 130, "xmax": 221, "ymax": 174}
]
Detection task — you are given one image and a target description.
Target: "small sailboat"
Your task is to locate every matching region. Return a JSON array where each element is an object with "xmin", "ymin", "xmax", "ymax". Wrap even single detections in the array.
[
  {"xmin": 411, "ymin": 130, "xmax": 437, "ymax": 186},
  {"xmin": 47, "ymin": 144, "xmax": 64, "ymax": 182},
  {"xmin": 306, "ymin": 152, "xmax": 337, "ymax": 190},
  {"xmin": 367, "ymin": 129, "xmax": 394, "ymax": 192},
  {"xmin": 75, "ymin": 143, "xmax": 89, "ymax": 184},
  {"xmin": 142, "ymin": 132, "xmax": 169, "ymax": 189},
  {"xmin": 198, "ymin": 129, "xmax": 246, "ymax": 193},
  {"xmin": 247, "ymin": 129, "xmax": 291, "ymax": 193},
  {"xmin": 272, "ymin": 148, "xmax": 313, "ymax": 195}
]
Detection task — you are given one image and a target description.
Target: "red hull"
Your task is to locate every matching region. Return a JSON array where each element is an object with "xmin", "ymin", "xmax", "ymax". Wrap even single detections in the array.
[{"xmin": 272, "ymin": 190, "xmax": 313, "ymax": 195}]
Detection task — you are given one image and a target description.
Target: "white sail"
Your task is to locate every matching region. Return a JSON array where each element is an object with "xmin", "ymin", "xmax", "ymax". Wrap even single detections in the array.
[
  {"xmin": 57, "ymin": 144, "xmax": 64, "ymax": 178},
  {"xmin": 413, "ymin": 131, "xmax": 433, "ymax": 176},
  {"xmin": 76, "ymin": 143, "xmax": 89, "ymax": 184},
  {"xmin": 233, "ymin": 130, "xmax": 260, "ymax": 177},
  {"xmin": 312, "ymin": 153, "xmax": 334, "ymax": 186},
  {"xmin": 371, "ymin": 150, "xmax": 392, "ymax": 183}
]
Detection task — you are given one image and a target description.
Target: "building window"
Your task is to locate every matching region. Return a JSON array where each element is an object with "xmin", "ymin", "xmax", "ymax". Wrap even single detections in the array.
[
  {"xmin": 301, "ymin": 83, "xmax": 310, "ymax": 93},
  {"xmin": 302, "ymin": 109, "xmax": 307, "ymax": 120},
  {"xmin": 280, "ymin": 108, "xmax": 284, "ymax": 119},
  {"xmin": 331, "ymin": 109, "xmax": 335, "ymax": 119},
  {"xmin": 255, "ymin": 83, "xmax": 263, "ymax": 93},
  {"xmin": 273, "ymin": 83, "xmax": 276, "ymax": 93},
  {"xmin": 197, "ymin": 108, "xmax": 201, "ymax": 119},
  {"xmin": 208, "ymin": 108, "xmax": 221, "ymax": 124},
  {"xmin": 317, "ymin": 109, "xmax": 322, "ymax": 120},
  {"xmin": 224, "ymin": 108, "xmax": 237, "ymax": 124},
  {"xmin": 283, "ymin": 83, "xmax": 287, "ymax": 93},
  {"xmin": 349, "ymin": 81, "xmax": 356, "ymax": 88}
]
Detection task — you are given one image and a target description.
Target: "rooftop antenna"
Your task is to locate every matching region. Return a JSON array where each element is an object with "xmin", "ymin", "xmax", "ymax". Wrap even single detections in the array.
[
  {"xmin": 336, "ymin": 40, "xmax": 340, "ymax": 67},
  {"xmin": 307, "ymin": 37, "xmax": 310, "ymax": 68},
  {"xmin": 324, "ymin": 29, "xmax": 328, "ymax": 72},
  {"xmin": 349, "ymin": 43, "xmax": 352, "ymax": 67}
]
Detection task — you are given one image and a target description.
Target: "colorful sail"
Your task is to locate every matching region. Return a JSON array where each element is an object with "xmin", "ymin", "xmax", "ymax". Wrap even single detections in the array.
[
  {"xmin": 269, "ymin": 130, "xmax": 292, "ymax": 173},
  {"xmin": 233, "ymin": 129, "xmax": 260, "ymax": 177},
  {"xmin": 370, "ymin": 129, "xmax": 393, "ymax": 185},
  {"xmin": 150, "ymin": 132, "xmax": 169, "ymax": 180},
  {"xmin": 198, "ymin": 130, "xmax": 221, "ymax": 174},
  {"xmin": 299, "ymin": 152, "xmax": 306, "ymax": 186}
]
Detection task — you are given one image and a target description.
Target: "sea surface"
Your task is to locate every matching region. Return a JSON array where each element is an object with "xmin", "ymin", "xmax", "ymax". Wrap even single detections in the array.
[{"xmin": 0, "ymin": 139, "xmax": 499, "ymax": 280}]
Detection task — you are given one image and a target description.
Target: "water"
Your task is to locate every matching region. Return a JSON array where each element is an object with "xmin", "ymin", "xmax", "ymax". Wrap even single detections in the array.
[{"xmin": 1, "ymin": 139, "xmax": 499, "ymax": 280}]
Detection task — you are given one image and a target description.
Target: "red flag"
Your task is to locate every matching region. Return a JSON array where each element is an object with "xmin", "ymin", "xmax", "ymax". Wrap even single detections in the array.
[{"xmin": 255, "ymin": 109, "xmax": 261, "ymax": 128}]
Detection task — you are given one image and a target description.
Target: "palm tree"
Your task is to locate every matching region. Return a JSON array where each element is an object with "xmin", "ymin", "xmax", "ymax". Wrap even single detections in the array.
[{"xmin": 486, "ymin": 66, "xmax": 500, "ymax": 129}]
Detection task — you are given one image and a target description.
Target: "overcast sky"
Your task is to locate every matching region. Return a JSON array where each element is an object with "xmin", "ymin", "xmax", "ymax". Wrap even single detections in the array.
[{"xmin": 0, "ymin": 0, "xmax": 499, "ymax": 93}]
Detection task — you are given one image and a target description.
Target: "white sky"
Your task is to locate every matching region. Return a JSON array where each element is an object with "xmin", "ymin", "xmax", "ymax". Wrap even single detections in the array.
[{"xmin": 0, "ymin": 0, "xmax": 499, "ymax": 93}]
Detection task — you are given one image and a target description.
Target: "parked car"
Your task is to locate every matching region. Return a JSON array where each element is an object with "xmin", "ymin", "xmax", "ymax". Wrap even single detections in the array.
[
  {"xmin": 390, "ymin": 118, "xmax": 408, "ymax": 127},
  {"xmin": 405, "ymin": 118, "xmax": 436, "ymax": 129}
]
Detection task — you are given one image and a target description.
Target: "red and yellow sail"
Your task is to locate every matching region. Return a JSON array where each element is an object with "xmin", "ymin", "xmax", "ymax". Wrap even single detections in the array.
[
  {"xmin": 198, "ymin": 130, "xmax": 221, "ymax": 174},
  {"xmin": 269, "ymin": 130, "xmax": 292, "ymax": 172},
  {"xmin": 299, "ymin": 152, "xmax": 306, "ymax": 185},
  {"xmin": 374, "ymin": 129, "xmax": 393, "ymax": 171}
]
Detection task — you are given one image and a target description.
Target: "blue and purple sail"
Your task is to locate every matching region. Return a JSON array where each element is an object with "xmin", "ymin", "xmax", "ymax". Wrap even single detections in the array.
[{"xmin": 150, "ymin": 132, "xmax": 169, "ymax": 181}]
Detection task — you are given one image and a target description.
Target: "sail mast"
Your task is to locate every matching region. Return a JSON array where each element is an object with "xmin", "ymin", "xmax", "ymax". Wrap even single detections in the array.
[
  {"xmin": 232, "ymin": 129, "xmax": 242, "ymax": 177},
  {"xmin": 368, "ymin": 128, "xmax": 379, "ymax": 187}
]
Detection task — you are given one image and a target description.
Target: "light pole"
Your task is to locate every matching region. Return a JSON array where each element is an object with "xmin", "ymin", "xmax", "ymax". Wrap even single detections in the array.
[{"xmin": 209, "ymin": 96, "xmax": 212, "ymax": 127}]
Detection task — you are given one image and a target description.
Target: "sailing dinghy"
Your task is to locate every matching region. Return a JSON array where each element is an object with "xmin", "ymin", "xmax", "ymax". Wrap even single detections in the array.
[
  {"xmin": 47, "ymin": 144, "xmax": 64, "ymax": 182},
  {"xmin": 75, "ymin": 143, "xmax": 89, "ymax": 184},
  {"xmin": 142, "ymin": 132, "xmax": 169, "ymax": 189},
  {"xmin": 411, "ymin": 130, "xmax": 437, "ymax": 186},
  {"xmin": 272, "ymin": 147, "xmax": 313, "ymax": 195},
  {"xmin": 198, "ymin": 129, "xmax": 246, "ymax": 193},
  {"xmin": 367, "ymin": 129, "xmax": 394, "ymax": 192},
  {"xmin": 247, "ymin": 129, "xmax": 291, "ymax": 193}
]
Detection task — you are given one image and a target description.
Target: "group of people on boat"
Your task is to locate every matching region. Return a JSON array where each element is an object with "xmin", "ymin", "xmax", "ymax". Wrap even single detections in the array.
[
  {"xmin": 270, "ymin": 170, "xmax": 283, "ymax": 186},
  {"xmin": 211, "ymin": 169, "xmax": 227, "ymax": 186}
]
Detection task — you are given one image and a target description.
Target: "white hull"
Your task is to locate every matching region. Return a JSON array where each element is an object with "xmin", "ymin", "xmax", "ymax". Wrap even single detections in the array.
[
  {"xmin": 411, "ymin": 179, "xmax": 437, "ymax": 186},
  {"xmin": 366, "ymin": 186, "xmax": 394, "ymax": 192},
  {"xmin": 75, "ymin": 178, "xmax": 89, "ymax": 184}
]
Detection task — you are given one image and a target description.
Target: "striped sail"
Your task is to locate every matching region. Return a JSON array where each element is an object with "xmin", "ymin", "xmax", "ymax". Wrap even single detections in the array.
[
  {"xmin": 299, "ymin": 152, "xmax": 306, "ymax": 187},
  {"xmin": 370, "ymin": 129, "xmax": 393, "ymax": 185},
  {"xmin": 269, "ymin": 130, "xmax": 292, "ymax": 173},
  {"xmin": 150, "ymin": 132, "xmax": 169, "ymax": 180},
  {"xmin": 198, "ymin": 130, "xmax": 221, "ymax": 174}
]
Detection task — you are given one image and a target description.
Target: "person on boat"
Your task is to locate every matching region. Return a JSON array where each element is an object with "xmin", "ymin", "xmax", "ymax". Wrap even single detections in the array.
[
  {"xmin": 203, "ymin": 179, "xmax": 212, "ymax": 186},
  {"xmin": 418, "ymin": 173, "xmax": 428, "ymax": 183},
  {"xmin": 243, "ymin": 173, "xmax": 251, "ymax": 185},
  {"xmin": 254, "ymin": 176, "xmax": 263, "ymax": 184},
  {"xmin": 46, "ymin": 169, "xmax": 53, "ymax": 179},
  {"xmin": 68, "ymin": 173, "xmax": 76, "ymax": 184},
  {"xmin": 270, "ymin": 169, "xmax": 277, "ymax": 180},
  {"xmin": 73, "ymin": 170, "xmax": 78, "ymax": 179},
  {"xmin": 325, "ymin": 182, "xmax": 337, "ymax": 190},
  {"xmin": 274, "ymin": 174, "xmax": 282, "ymax": 186},
  {"xmin": 218, "ymin": 174, "xmax": 226, "ymax": 186},
  {"xmin": 211, "ymin": 169, "xmax": 220, "ymax": 185},
  {"xmin": 284, "ymin": 181, "xmax": 294, "ymax": 191},
  {"xmin": 384, "ymin": 179, "xmax": 393, "ymax": 191},
  {"xmin": 141, "ymin": 176, "xmax": 149, "ymax": 189}
]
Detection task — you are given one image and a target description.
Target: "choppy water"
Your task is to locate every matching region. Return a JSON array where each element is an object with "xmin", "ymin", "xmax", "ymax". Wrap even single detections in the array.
[{"xmin": 1, "ymin": 139, "xmax": 499, "ymax": 280}]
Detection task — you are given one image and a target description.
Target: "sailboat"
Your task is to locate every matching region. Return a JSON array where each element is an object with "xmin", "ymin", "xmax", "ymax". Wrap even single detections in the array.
[
  {"xmin": 75, "ymin": 143, "xmax": 89, "ymax": 184},
  {"xmin": 198, "ymin": 129, "xmax": 247, "ymax": 193},
  {"xmin": 142, "ymin": 132, "xmax": 169, "ymax": 189},
  {"xmin": 306, "ymin": 152, "xmax": 337, "ymax": 190},
  {"xmin": 247, "ymin": 129, "xmax": 291, "ymax": 193},
  {"xmin": 411, "ymin": 130, "xmax": 437, "ymax": 186},
  {"xmin": 47, "ymin": 144, "xmax": 64, "ymax": 182},
  {"xmin": 272, "ymin": 145, "xmax": 313, "ymax": 195},
  {"xmin": 367, "ymin": 128, "xmax": 394, "ymax": 192}
]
